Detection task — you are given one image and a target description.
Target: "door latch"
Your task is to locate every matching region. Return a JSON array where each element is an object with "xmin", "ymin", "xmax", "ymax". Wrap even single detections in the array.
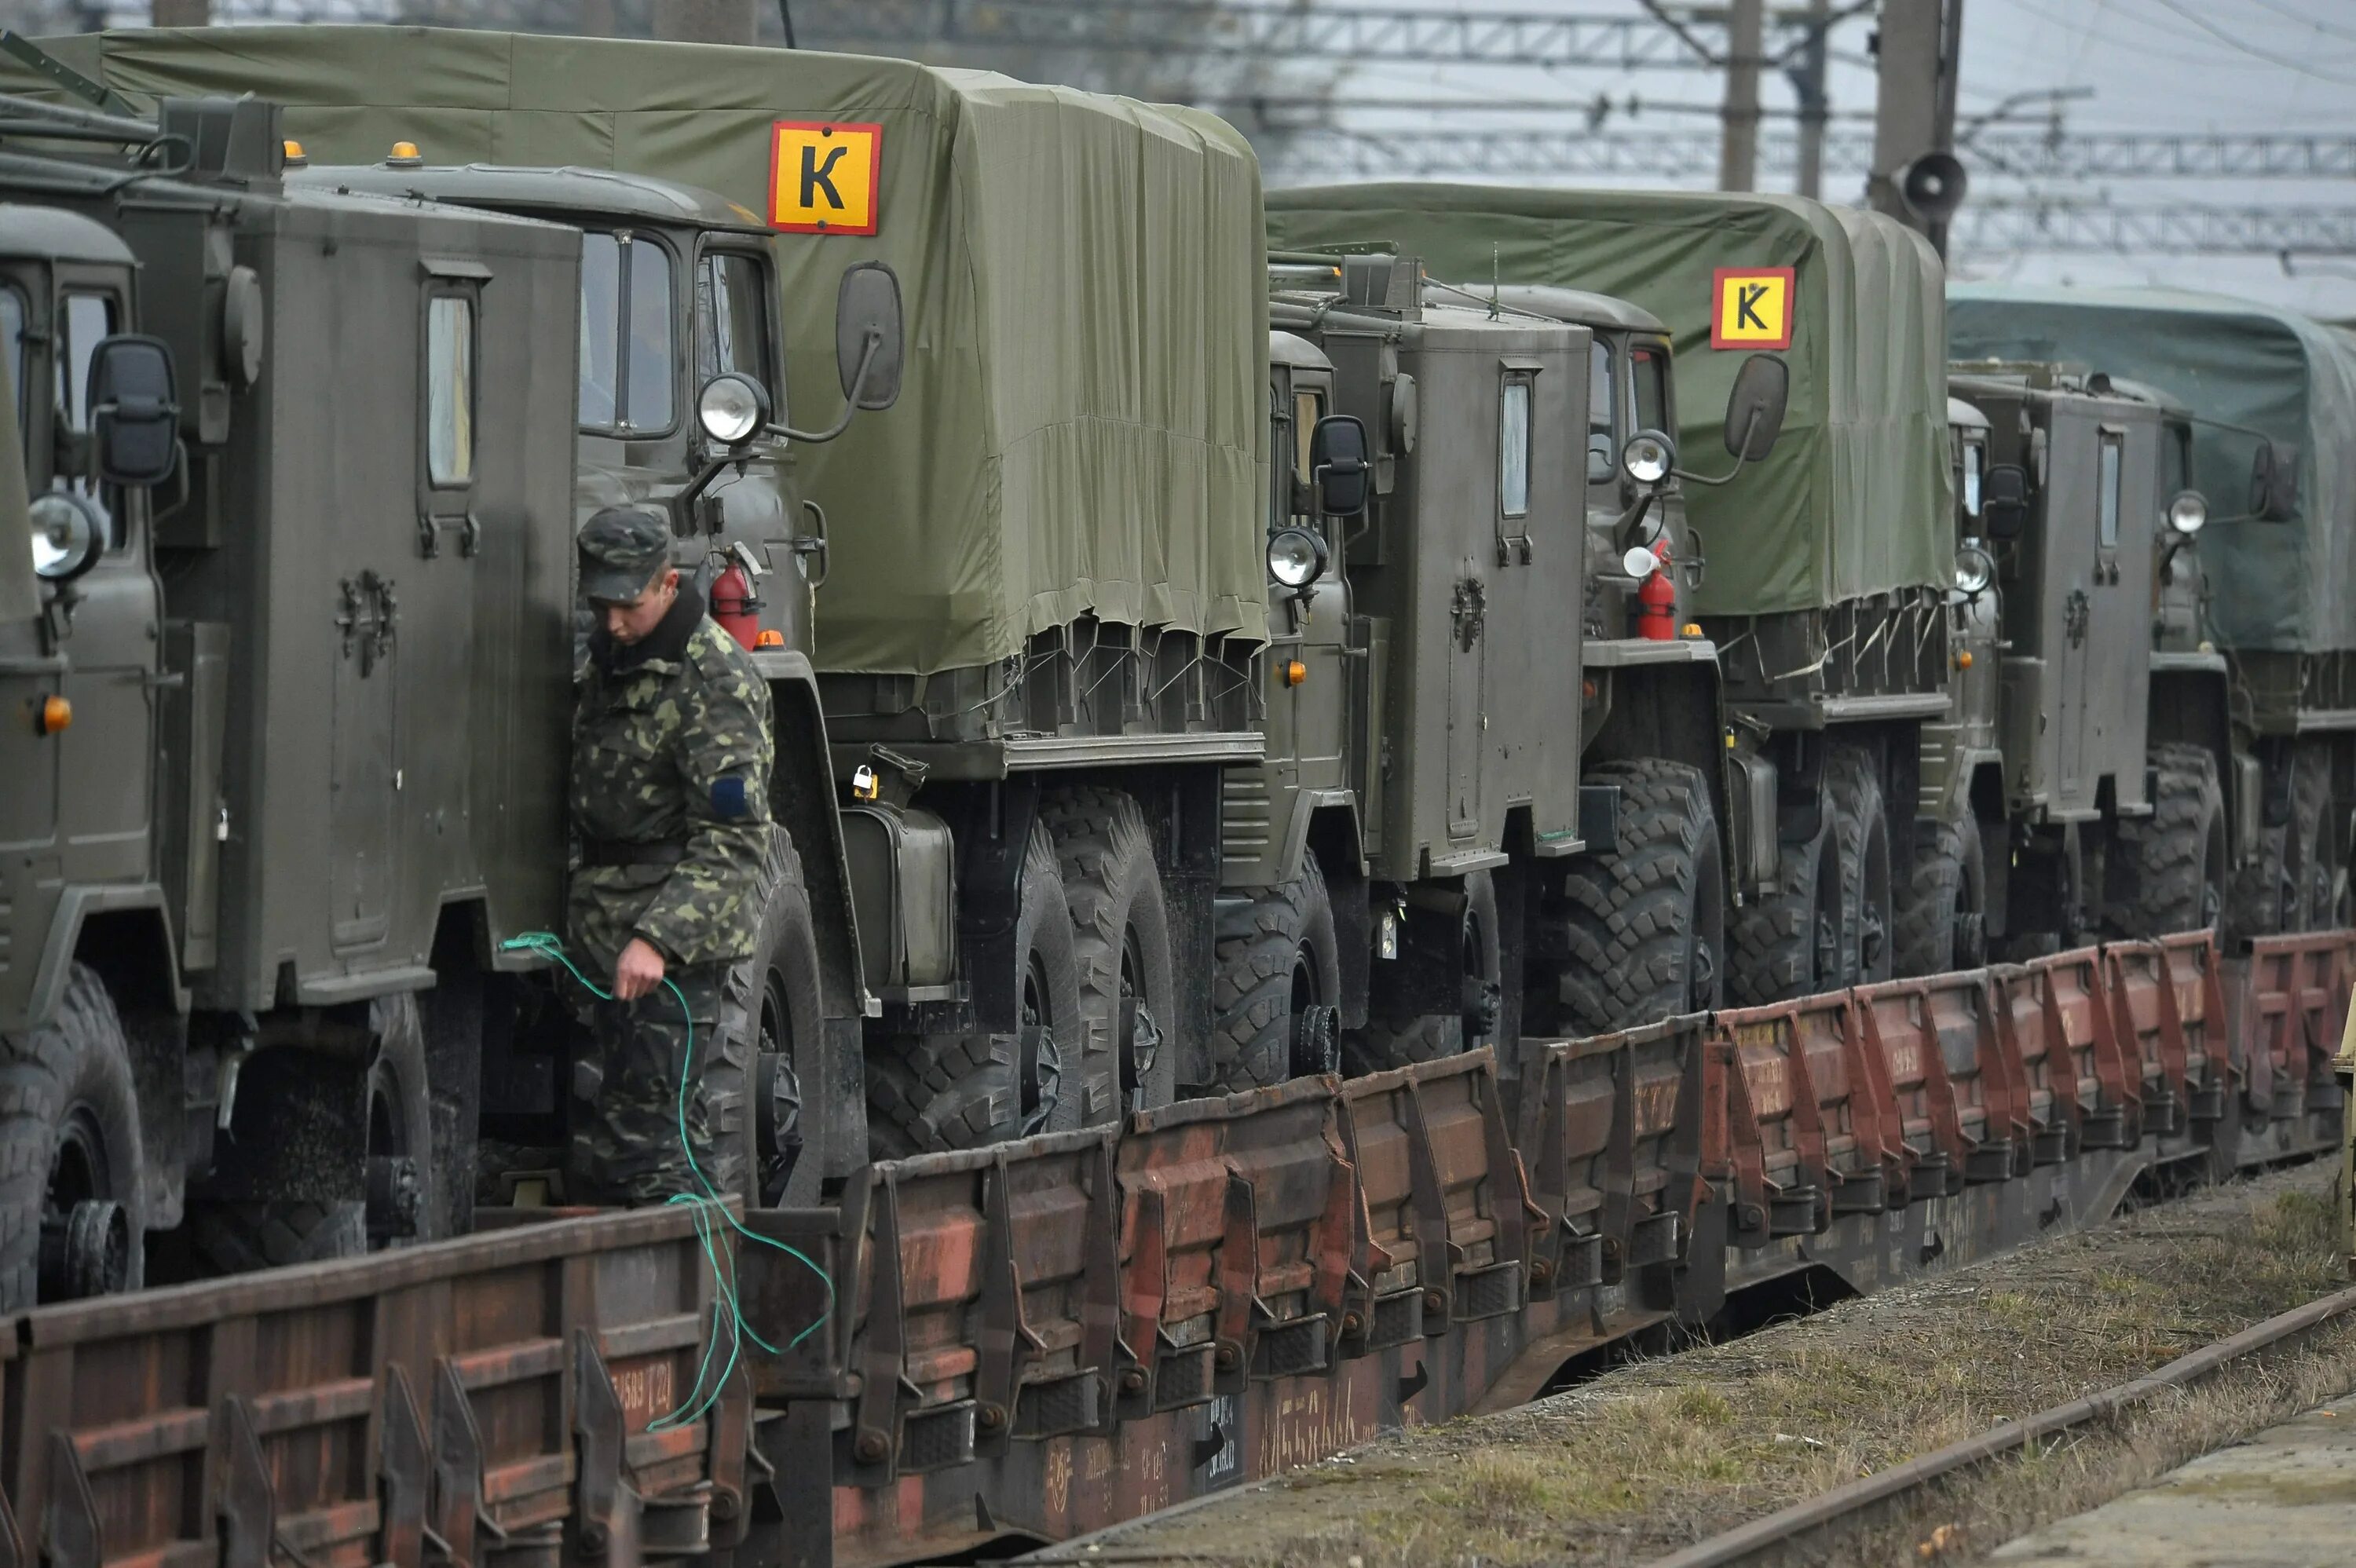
[
  {"xmin": 1451, "ymin": 576, "xmax": 1488, "ymax": 652},
  {"xmin": 335, "ymin": 571, "xmax": 399, "ymax": 676}
]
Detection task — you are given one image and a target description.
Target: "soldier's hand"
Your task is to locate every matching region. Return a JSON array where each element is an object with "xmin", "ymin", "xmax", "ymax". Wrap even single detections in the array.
[{"xmin": 613, "ymin": 938, "xmax": 668, "ymax": 1002}]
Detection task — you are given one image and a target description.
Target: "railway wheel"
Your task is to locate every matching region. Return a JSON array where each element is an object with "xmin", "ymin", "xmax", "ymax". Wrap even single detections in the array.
[
  {"xmin": 2105, "ymin": 744, "xmax": 2226, "ymax": 939},
  {"xmin": 1209, "ymin": 855, "xmax": 1341, "ymax": 1090},
  {"xmin": 1894, "ymin": 806, "xmax": 1986, "ymax": 976},
  {"xmin": 1352, "ymin": 871, "xmax": 1501, "ymax": 1072},
  {"xmin": 1730, "ymin": 812, "xmax": 1842, "ymax": 1006},
  {"xmin": 2290, "ymin": 747, "xmax": 2347, "ymax": 930},
  {"xmin": 1042, "ymin": 787, "xmax": 1178, "ymax": 1122},
  {"xmin": 0, "ymin": 963, "xmax": 145, "ymax": 1310},
  {"xmin": 720, "ymin": 828, "xmax": 822, "ymax": 1202},
  {"xmin": 1557, "ymin": 758, "xmax": 1725, "ymax": 1035},
  {"xmin": 867, "ymin": 821, "xmax": 1078, "ymax": 1156},
  {"xmin": 1826, "ymin": 745, "xmax": 1895, "ymax": 988}
]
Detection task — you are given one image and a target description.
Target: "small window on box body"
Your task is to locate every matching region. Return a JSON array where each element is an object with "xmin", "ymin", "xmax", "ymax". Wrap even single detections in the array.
[{"xmin": 1500, "ymin": 375, "xmax": 1532, "ymax": 518}]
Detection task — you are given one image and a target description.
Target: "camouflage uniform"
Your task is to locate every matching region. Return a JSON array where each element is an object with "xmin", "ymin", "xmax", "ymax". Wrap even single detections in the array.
[{"xmin": 569, "ymin": 510, "xmax": 774, "ymax": 1204}]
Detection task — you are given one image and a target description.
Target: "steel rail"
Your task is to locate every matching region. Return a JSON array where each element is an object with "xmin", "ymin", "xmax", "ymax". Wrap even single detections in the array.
[{"xmin": 1645, "ymin": 1280, "xmax": 2356, "ymax": 1568}]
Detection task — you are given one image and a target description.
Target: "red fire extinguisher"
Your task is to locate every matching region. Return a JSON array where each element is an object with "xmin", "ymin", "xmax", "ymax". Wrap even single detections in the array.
[
  {"xmin": 1635, "ymin": 542, "xmax": 1677, "ymax": 641},
  {"xmin": 711, "ymin": 551, "xmax": 764, "ymax": 650}
]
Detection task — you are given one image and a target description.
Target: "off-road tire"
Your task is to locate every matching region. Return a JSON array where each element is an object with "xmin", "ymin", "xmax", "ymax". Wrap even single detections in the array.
[
  {"xmin": 1351, "ymin": 871, "xmax": 1501, "ymax": 1072},
  {"xmin": 2105, "ymin": 744, "xmax": 2227, "ymax": 940},
  {"xmin": 866, "ymin": 822, "xmax": 1078, "ymax": 1157},
  {"xmin": 2226, "ymin": 805, "xmax": 2293, "ymax": 945},
  {"xmin": 0, "ymin": 964, "xmax": 145, "ymax": 1310},
  {"xmin": 2290, "ymin": 747, "xmax": 2346, "ymax": 931},
  {"xmin": 1729, "ymin": 816, "xmax": 1839, "ymax": 1007},
  {"xmin": 719, "ymin": 829, "xmax": 822, "ymax": 1201},
  {"xmin": 185, "ymin": 1201, "xmax": 367, "ymax": 1274},
  {"xmin": 186, "ymin": 993, "xmax": 424, "ymax": 1277},
  {"xmin": 1825, "ymin": 745, "xmax": 1895, "ymax": 988},
  {"xmin": 1895, "ymin": 809, "xmax": 1985, "ymax": 976},
  {"xmin": 1210, "ymin": 857, "xmax": 1341, "ymax": 1091},
  {"xmin": 1557, "ymin": 759, "xmax": 1725, "ymax": 1036},
  {"xmin": 1041, "ymin": 787, "xmax": 1177, "ymax": 1123}
]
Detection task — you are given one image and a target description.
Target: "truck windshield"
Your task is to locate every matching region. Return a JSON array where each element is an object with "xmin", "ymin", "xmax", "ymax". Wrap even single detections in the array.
[
  {"xmin": 579, "ymin": 231, "xmax": 676, "ymax": 436},
  {"xmin": 1586, "ymin": 341, "xmax": 1615, "ymax": 483},
  {"xmin": 696, "ymin": 250, "xmax": 773, "ymax": 391},
  {"xmin": 1630, "ymin": 344, "xmax": 1669, "ymax": 437}
]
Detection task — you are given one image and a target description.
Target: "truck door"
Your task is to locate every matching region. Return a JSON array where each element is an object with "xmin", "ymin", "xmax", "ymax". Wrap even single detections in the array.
[
  {"xmin": 1280, "ymin": 378, "xmax": 1351, "ymax": 795},
  {"xmin": 49, "ymin": 276, "xmax": 159, "ymax": 893},
  {"xmin": 2087, "ymin": 422, "xmax": 2149, "ymax": 806}
]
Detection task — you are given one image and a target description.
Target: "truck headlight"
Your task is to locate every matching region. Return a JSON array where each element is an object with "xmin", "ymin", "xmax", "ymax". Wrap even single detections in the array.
[
  {"xmin": 1953, "ymin": 542, "xmax": 1994, "ymax": 596},
  {"xmin": 697, "ymin": 373, "xmax": 770, "ymax": 448},
  {"xmin": 29, "ymin": 493, "xmax": 105, "ymax": 583},
  {"xmin": 1268, "ymin": 527, "xmax": 1329, "ymax": 588},
  {"xmin": 2167, "ymin": 489, "xmax": 2208, "ymax": 536},
  {"xmin": 1621, "ymin": 429, "xmax": 1675, "ymax": 486}
]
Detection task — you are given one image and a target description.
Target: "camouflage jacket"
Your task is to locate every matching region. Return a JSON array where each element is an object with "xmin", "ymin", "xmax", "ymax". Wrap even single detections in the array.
[{"xmin": 569, "ymin": 583, "xmax": 774, "ymax": 971}]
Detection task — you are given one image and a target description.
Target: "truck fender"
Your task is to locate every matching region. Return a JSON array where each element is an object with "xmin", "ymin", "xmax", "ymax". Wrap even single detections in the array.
[
  {"xmin": 753, "ymin": 650, "xmax": 869, "ymax": 1020},
  {"xmin": 20, "ymin": 883, "xmax": 182, "ymax": 1037}
]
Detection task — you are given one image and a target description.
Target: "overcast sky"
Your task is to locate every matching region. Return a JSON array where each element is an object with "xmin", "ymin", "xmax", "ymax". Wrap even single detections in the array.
[{"xmin": 1300, "ymin": 0, "xmax": 2356, "ymax": 316}]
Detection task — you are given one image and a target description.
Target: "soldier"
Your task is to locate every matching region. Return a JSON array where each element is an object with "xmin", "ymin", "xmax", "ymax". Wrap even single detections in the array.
[{"xmin": 569, "ymin": 507, "xmax": 775, "ymax": 1204}]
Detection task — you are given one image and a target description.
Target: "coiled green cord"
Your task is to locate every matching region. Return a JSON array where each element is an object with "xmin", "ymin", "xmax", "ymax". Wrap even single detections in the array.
[{"xmin": 500, "ymin": 931, "xmax": 835, "ymax": 1431}]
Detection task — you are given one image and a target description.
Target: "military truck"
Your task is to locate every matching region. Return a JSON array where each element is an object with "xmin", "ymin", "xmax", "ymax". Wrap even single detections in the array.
[
  {"xmin": 1926, "ymin": 367, "xmax": 2227, "ymax": 966},
  {"xmin": 0, "ymin": 90, "xmax": 584, "ymax": 1304},
  {"xmin": 1950, "ymin": 285, "xmax": 2354, "ymax": 941},
  {"xmin": 1269, "ymin": 186, "xmax": 1955, "ymax": 1006},
  {"xmin": 16, "ymin": 27, "xmax": 1279, "ymax": 1161},
  {"xmin": 1224, "ymin": 258, "xmax": 1592, "ymax": 1083}
]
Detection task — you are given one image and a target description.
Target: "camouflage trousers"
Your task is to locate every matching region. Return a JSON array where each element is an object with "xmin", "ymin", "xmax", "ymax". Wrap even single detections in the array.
[{"xmin": 570, "ymin": 960, "xmax": 724, "ymax": 1206}]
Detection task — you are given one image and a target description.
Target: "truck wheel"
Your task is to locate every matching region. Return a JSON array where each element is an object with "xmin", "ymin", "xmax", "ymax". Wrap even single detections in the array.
[
  {"xmin": 0, "ymin": 964, "xmax": 145, "ymax": 1310},
  {"xmin": 1351, "ymin": 871, "xmax": 1501, "ymax": 1072},
  {"xmin": 867, "ymin": 821, "xmax": 1078, "ymax": 1157},
  {"xmin": 1729, "ymin": 817, "xmax": 1842, "ymax": 1007},
  {"xmin": 1557, "ymin": 759, "xmax": 1725, "ymax": 1035},
  {"xmin": 2105, "ymin": 744, "xmax": 2226, "ymax": 939},
  {"xmin": 186, "ymin": 993, "xmax": 426, "ymax": 1275},
  {"xmin": 2226, "ymin": 817, "xmax": 2292, "ymax": 942},
  {"xmin": 718, "ymin": 829, "xmax": 823, "ymax": 1201},
  {"xmin": 1894, "ymin": 809, "xmax": 1985, "ymax": 976},
  {"xmin": 1210, "ymin": 856, "xmax": 1341, "ymax": 1090},
  {"xmin": 1042, "ymin": 787, "xmax": 1178, "ymax": 1122},
  {"xmin": 2290, "ymin": 748, "xmax": 2345, "ymax": 930},
  {"xmin": 1825, "ymin": 745, "xmax": 1895, "ymax": 988}
]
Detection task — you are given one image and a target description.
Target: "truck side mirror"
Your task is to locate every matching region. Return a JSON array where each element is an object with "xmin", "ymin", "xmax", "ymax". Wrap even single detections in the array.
[
  {"xmin": 2251, "ymin": 440, "xmax": 2299, "ymax": 522},
  {"xmin": 88, "ymin": 334, "xmax": 179, "ymax": 488},
  {"xmin": 1723, "ymin": 353, "xmax": 1788, "ymax": 461},
  {"xmin": 1982, "ymin": 462, "xmax": 2028, "ymax": 540},
  {"xmin": 836, "ymin": 261, "xmax": 904, "ymax": 412},
  {"xmin": 1311, "ymin": 413, "xmax": 1370, "ymax": 517}
]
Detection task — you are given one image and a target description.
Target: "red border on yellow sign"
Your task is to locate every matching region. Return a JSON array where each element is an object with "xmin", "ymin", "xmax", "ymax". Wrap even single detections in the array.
[
  {"xmin": 1710, "ymin": 266, "xmax": 1795, "ymax": 350},
  {"xmin": 767, "ymin": 119, "xmax": 883, "ymax": 236}
]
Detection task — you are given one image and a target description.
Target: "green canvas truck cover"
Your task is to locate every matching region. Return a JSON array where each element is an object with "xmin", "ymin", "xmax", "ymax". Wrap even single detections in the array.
[
  {"xmin": 1267, "ymin": 184, "xmax": 1952, "ymax": 618},
  {"xmin": 1949, "ymin": 284, "xmax": 2356, "ymax": 655},
  {"xmin": 13, "ymin": 26, "xmax": 1270, "ymax": 674}
]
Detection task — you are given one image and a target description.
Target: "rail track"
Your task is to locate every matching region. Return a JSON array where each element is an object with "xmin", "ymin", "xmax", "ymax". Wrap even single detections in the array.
[{"xmin": 0, "ymin": 926, "xmax": 2344, "ymax": 1568}]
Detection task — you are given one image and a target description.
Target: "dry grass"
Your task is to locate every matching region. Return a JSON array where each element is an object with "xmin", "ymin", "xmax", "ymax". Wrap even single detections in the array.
[{"xmin": 1093, "ymin": 1165, "xmax": 2352, "ymax": 1568}]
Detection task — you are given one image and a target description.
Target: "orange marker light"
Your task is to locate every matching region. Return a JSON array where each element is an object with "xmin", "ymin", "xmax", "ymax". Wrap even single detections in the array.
[
  {"xmin": 1282, "ymin": 660, "xmax": 1308, "ymax": 688},
  {"xmin": 37, "ymin": 696, "xmax": 71, "ymax": 735},
  {"xmin": 283, "ymin": 139, "xmax": 308, "ymax": 166},
  {"xmin": 386, "ymin": 141, "xmax": 423, "ymax": 166},
  {"xmin": 1681, "ymin": 623, "xmax": 1704, "ymax": 638},
  {"xmin": 1955, "ymin": 649, "xmax": 1974, "ymax": 670},
  {"xmin": 756, "ymin": 628, "xmax": 786, "ymax": 648}
]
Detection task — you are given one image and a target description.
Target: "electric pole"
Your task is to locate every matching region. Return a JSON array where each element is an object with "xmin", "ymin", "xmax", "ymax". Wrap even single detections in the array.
[
  {"xmin": 1869, "ymin": 0, "xmax": 1965, "ymax": 252},
  {"xmin": 1718, "ymin": 0, "xmax": 1764, "ymax": 191},
  {"xmin": 1791, "ymin": 0, "xmax": 1831, "ymax": 199},
  {"xmin": 654, "ymin": 0, "xmax": 758, "ymax": 46}
]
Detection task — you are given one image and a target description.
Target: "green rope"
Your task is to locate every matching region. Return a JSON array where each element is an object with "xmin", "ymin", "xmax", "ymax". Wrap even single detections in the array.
[{"xmin": 500, "ymin": 930, "xmax": 835, "ymax": 1431}]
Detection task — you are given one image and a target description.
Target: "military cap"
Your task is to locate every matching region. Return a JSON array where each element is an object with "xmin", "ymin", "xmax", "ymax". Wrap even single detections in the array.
[{"xmin": 578, "ymin": 507, "xmax": 673, "ymax": 602}]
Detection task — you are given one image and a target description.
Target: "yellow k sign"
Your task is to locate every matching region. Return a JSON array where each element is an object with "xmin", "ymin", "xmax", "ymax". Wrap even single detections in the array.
[
  {"xmin": 1711, "ymin": 267, "xmax": 1794, "ymax": 350},
  {"xmin": 769, "ymin": 121, "xmax": 881, "ymax": 235}
]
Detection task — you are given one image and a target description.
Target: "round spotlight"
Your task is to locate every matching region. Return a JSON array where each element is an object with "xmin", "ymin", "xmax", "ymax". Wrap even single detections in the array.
[
  {"xmin": 1953, "ymin": 543, "xmax": 1995, "ymax": 597},
  {"xmin": 2167, "ymin": 489, "xmax": 2208, "ymax": 536},
  {"xmin": 697, "ymin": 373, "xmax": 770, "ymax": 448},
  {"xmin": 1621, "ymin": 429, "xmax": 1675, "ymax": 487},
  {"xmin": 1267, "ymin": 527, "xmax": 1328, "ymax": 589},
  {"xmin": 29, "ymin": 493, "xmax": 106, "ymax": 583}
]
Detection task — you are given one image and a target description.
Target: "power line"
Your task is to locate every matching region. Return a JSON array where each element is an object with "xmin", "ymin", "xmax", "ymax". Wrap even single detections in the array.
[
  {"xmin": 793, "ymin": 1, "xmax": 1802, "ymax": 70},
  {"xmin": 1952, "ymin": 202, "xmax": 2356, "ymax": 257},
  {"xmin": 1263, "ymin": 129, "xmax": 2356, "ymax": 185}
]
